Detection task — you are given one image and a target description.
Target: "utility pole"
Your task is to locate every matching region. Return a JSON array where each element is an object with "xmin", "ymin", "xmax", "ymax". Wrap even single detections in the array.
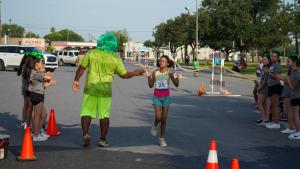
[
  {"xmin": 0, "ymin": 0, "xmax": 2, "ymax": 44},
  {"xmin": 9, "ymin": 19, "xmax": 12, "ymax": 44},
  {"xmin": 195, "ymin": 0, "xmax": 199, "ymax": 60}
]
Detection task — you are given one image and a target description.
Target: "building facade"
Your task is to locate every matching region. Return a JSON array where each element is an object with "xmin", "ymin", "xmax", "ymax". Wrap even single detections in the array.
[{"xmin": 1, "ymin": 38, "xmax": 46, "ymax": 51}]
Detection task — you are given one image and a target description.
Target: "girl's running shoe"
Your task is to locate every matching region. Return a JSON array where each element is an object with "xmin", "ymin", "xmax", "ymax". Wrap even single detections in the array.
[
  {"xmin": 158, "ymin": 137, "xmax": 167, "ymax": 147},
  {"xmin": 151, "ymin": 125, "xmax": 158, "ymax": 137}
]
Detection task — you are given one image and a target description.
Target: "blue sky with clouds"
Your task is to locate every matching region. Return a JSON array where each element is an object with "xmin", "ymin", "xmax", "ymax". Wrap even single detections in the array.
[{"xmin": 3, "ymin": 0, "xmax": 294, "ymax": 41}]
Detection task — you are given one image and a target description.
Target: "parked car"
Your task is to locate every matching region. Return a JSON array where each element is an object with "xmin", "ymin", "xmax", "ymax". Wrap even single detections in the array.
[
  {"xmin": 0, "ymin": 45, "xmax": 40, "ymax": 71},
  {"xmin": 43, "ymin": 53, "xmax": 58, "ymax": 71},
  {"xmin": 57, "ymin": 50, "xmax": 80, "ymax": 66},
  {"xmin": 52, "ymin": 50, "xmax": 59, "ymax": 57}
]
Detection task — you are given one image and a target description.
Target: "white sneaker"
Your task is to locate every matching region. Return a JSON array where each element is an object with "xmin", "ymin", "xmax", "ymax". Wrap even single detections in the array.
[
  {"xmin": 264, "ymin": 121, "xmax": 272, "ymax": 126},
  {"xmin": 40, "ymin": 128, "xmax": 49, "ymax": 138},
  {"xmin": 98, "ymin": 138, "xmax": 109, "ymax": 147},
  {"xmin": 41, "ymin": 132, "xmax": 50, "ymax": 138},
  {"xmin": 281, "ymin": 128, "xmax": 296, "ymax": 134},
  {"xmin": 151, "ymin": 125, "xmax": 158, "ymax": 137},
  {"xmin": 158, "ymin": 137, "xmax": 167, "ymax": 147},
  {"xmin": 32, "ymin": 134, "xmax": 48, "ymax": 142},
  {"xmin": 289, "ymin": 132, "xmax": 300, "ymax": 140},
  {"xmin": 266, "ymin": 123, "xmax": 281, "ymax": 129}
]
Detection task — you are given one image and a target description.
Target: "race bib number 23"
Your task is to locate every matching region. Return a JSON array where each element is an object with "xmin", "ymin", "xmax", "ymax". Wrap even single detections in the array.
[{"xmin": 155, "ymin": 80, "xmax": 168, "ymax": 89}]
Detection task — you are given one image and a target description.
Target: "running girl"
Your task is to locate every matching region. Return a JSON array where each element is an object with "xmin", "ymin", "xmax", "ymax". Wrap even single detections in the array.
[{"xmin": 146, "ymin": 55, "xmax": 179, "ymax": 147}]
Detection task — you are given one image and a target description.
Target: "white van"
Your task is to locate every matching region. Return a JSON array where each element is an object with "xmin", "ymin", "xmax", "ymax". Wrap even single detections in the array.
[
  {"xmin": 43, "ymin": 53, "xmax": 58, "ymax": 71},
  {"xmin": 0, "ymin": 45, "xmax": 40, "ymax": 71},
  {"xmin": 57, "ymin": 50, "xmax": 80, "ymax": 66}
]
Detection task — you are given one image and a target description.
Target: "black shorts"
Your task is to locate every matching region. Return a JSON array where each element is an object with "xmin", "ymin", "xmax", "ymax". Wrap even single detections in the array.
[
  {"xmin": 24, "ymin": 90, "xmax": 30, "ymax": 97},
  {"xmin": 291, "ymin": 98, "xmax": 300, "ymax": 106},
  {"xmin": 268, "ymin": 84, "xmax": 282, "ymax": 97},
  {"xmin": 30, "ymin": 92, "xmax": 44, "ymax": 105}
]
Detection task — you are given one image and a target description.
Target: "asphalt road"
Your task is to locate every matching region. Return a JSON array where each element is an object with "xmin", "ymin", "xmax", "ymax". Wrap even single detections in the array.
[{"xmin": 0, "ymin": 63, "xmax": 299, "ymax": 169}]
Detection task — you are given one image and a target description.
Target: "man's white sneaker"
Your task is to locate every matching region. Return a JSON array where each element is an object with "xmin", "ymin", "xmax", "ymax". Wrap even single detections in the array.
[
  {"xmin": 281, "ymin": 128, "xmax": 295, "ymax": 134},
  {"xmin": 40, "ymin": 128, "xmax": 50, "ymax": 138},
  {"xmin": 41, "ymin": 132, "xmax": 50, "ymax": 138},
  {"xmin": 158, "ymin": 137, "xmax": 167, "ymax": 147},
  {"xmin": 32, "ymin": 134, "xmax": 48, "ymax": 142},
  {"xmin": 151, "ymin": 125, "xmax": 158, "ymax": 137},
  {"xmin": 266, "ymin": 123, "xmax": 280, "ymax": 129},
  {"xmin": 289, "ymin": 132, "xmax": 300, "ymax": 140}
]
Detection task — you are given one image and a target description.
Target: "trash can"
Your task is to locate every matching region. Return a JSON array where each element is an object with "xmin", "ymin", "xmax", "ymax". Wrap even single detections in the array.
[
  {"xmin": 0, "ymin": 134, "xmax": 10, "ymax": 160},
  {"xmin": 215, "ymin": 58, "xmax": 221, "ymax": 65},
  {"xmin": 193, "ymin": 60, "xmax": 199, "ymax": 70}
]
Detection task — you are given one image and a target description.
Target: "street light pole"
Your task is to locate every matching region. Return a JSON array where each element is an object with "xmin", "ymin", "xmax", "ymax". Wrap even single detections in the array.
[
  {"xmin": 195, "ymin": 0, "xmax": 199, "ymax": 60},
  {"xmin": 9, "ymin": 19, "xmax": 12, "ymax": 44},
  {"xmin": 0, "ymin": 0, "xmax": 2, "ymax": 44},
  {"xmin": 185, "ymin": 7, "xmax": 190, "ymax": 15}
]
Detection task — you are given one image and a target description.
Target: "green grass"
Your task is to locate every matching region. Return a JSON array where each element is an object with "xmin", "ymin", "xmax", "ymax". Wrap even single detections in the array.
[
  {"xmin": 179, "ymin": 60, "xmax": 288, "ymax": 76},
  {"xmin": 224, "ymin": 61, "xmax": 288, "ymax": 75}
]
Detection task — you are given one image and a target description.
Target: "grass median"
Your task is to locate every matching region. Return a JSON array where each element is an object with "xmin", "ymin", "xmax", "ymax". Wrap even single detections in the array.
[{"xmin": 178, "ymin": 60, "xmax": 288, "ymax": 80}]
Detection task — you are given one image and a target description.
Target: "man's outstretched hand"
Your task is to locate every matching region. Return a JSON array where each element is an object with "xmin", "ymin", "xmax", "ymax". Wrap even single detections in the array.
[
  {"xmin": 119, "ymin": 68, "xmax": 145, "ymax": 79},
  {"xmin": 134, "ymin": 68, "xmax": 145, "ymax": 76}
]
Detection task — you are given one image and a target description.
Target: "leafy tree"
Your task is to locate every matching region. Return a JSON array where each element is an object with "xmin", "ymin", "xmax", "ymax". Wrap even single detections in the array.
[
  {"xmin": 291, "ymin": 1, "xmax": 300, "ymax": 54},
  {"xmin": 1, "ymin": 24, "xmax": 25, "ymax": 38},
  {"xmin": 144, "ymin": 40, "xmax": 154, "ymax": 48},
  {"xmin": 112, "ymin": 29, "xmax": 129, "ymax": 52},
  {"xmin": 202, "ymin": 0, "xmax": 291, "ymax": 60},
  {"xmin": 44, "ymin": 28, "xmax": 84, "ymax": 42},
  {"xmin": 44, "ymin": 32, "xmax": 64, "ymax": 42},
  {"xmin": 25, "ymin": 32, "xmax": 40, "ymax": 38},
  {"xmin": 153, "ymin": 0, "xmax": 294, "ymax": 61},
  {"xmin": 46, "ymin": 45, "xmax": 55, "ymax": 53},
  {"xmin": 153, "ymin": 18, "xmax": 185, "ymax": 55},
  {"xmin": 50, "ymin": 27, "xmax": 56, "ymax": 33}
]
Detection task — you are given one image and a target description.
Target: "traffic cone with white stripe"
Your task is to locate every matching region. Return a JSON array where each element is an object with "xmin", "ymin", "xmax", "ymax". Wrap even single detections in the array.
[{"xmin": 205, "ymin": 140, "xmax": 219, "ymax": 169}]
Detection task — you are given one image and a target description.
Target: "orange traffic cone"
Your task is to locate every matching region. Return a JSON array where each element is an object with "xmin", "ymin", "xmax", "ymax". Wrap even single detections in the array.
[
  {"xmin": 205, "ymin": 140, "xmax": 219, "ymax": 169},
  {"xmin": 197, "ymin": 83, "xmax": 206, "ymax": 96},
  {"xmin": 17, "ymin": 126, "xmax": 37, "ymax": 161},
  {"xmin": 47, "ymin": 109, "xmax": 61, "ymax": 136},
  {"xmin": 230, "ymin": 158, "xmax": 240, "ymax": 169}
]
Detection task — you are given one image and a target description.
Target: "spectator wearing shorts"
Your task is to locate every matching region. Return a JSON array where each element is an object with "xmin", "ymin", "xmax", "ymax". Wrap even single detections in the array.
[
  {"xmin": 253, "ymin": 56, "xmax": 263, "ymax": 106},
  {"xmin": 280, "ymin": 56, "xmax": 296, "ymax": 134},
  {"xmin": 266, "ymin": 51, "xmax": 282, "ymax": 129},
  {"xmin": 27, "ymin": 51, "xmax": 53, "ymax": 141},
  {"xmin": 286, "ymin": 56, "xmax": 300, "ymax": 139},
  {"xmin": 17, "ymin": 55, "xmax": 34, "ymax": 128},
  {"xmin": 257, "ymin": 54, "xmax": 271, "ymax": 125}
]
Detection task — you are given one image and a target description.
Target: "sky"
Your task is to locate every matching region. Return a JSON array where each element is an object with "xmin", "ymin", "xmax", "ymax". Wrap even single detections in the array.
[
  {"xmin": 3, "ymin": 0, "xmax": 198, "ymax": 42},
  {"xmin": 3, "ymin": 0, "xmax": 295, "ymax": 42}
]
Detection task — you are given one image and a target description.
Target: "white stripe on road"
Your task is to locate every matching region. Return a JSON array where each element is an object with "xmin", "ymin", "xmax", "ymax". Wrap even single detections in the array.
[{"xmin": 101, "ymin": 145, "xmax": 198, "ymax": 157}]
